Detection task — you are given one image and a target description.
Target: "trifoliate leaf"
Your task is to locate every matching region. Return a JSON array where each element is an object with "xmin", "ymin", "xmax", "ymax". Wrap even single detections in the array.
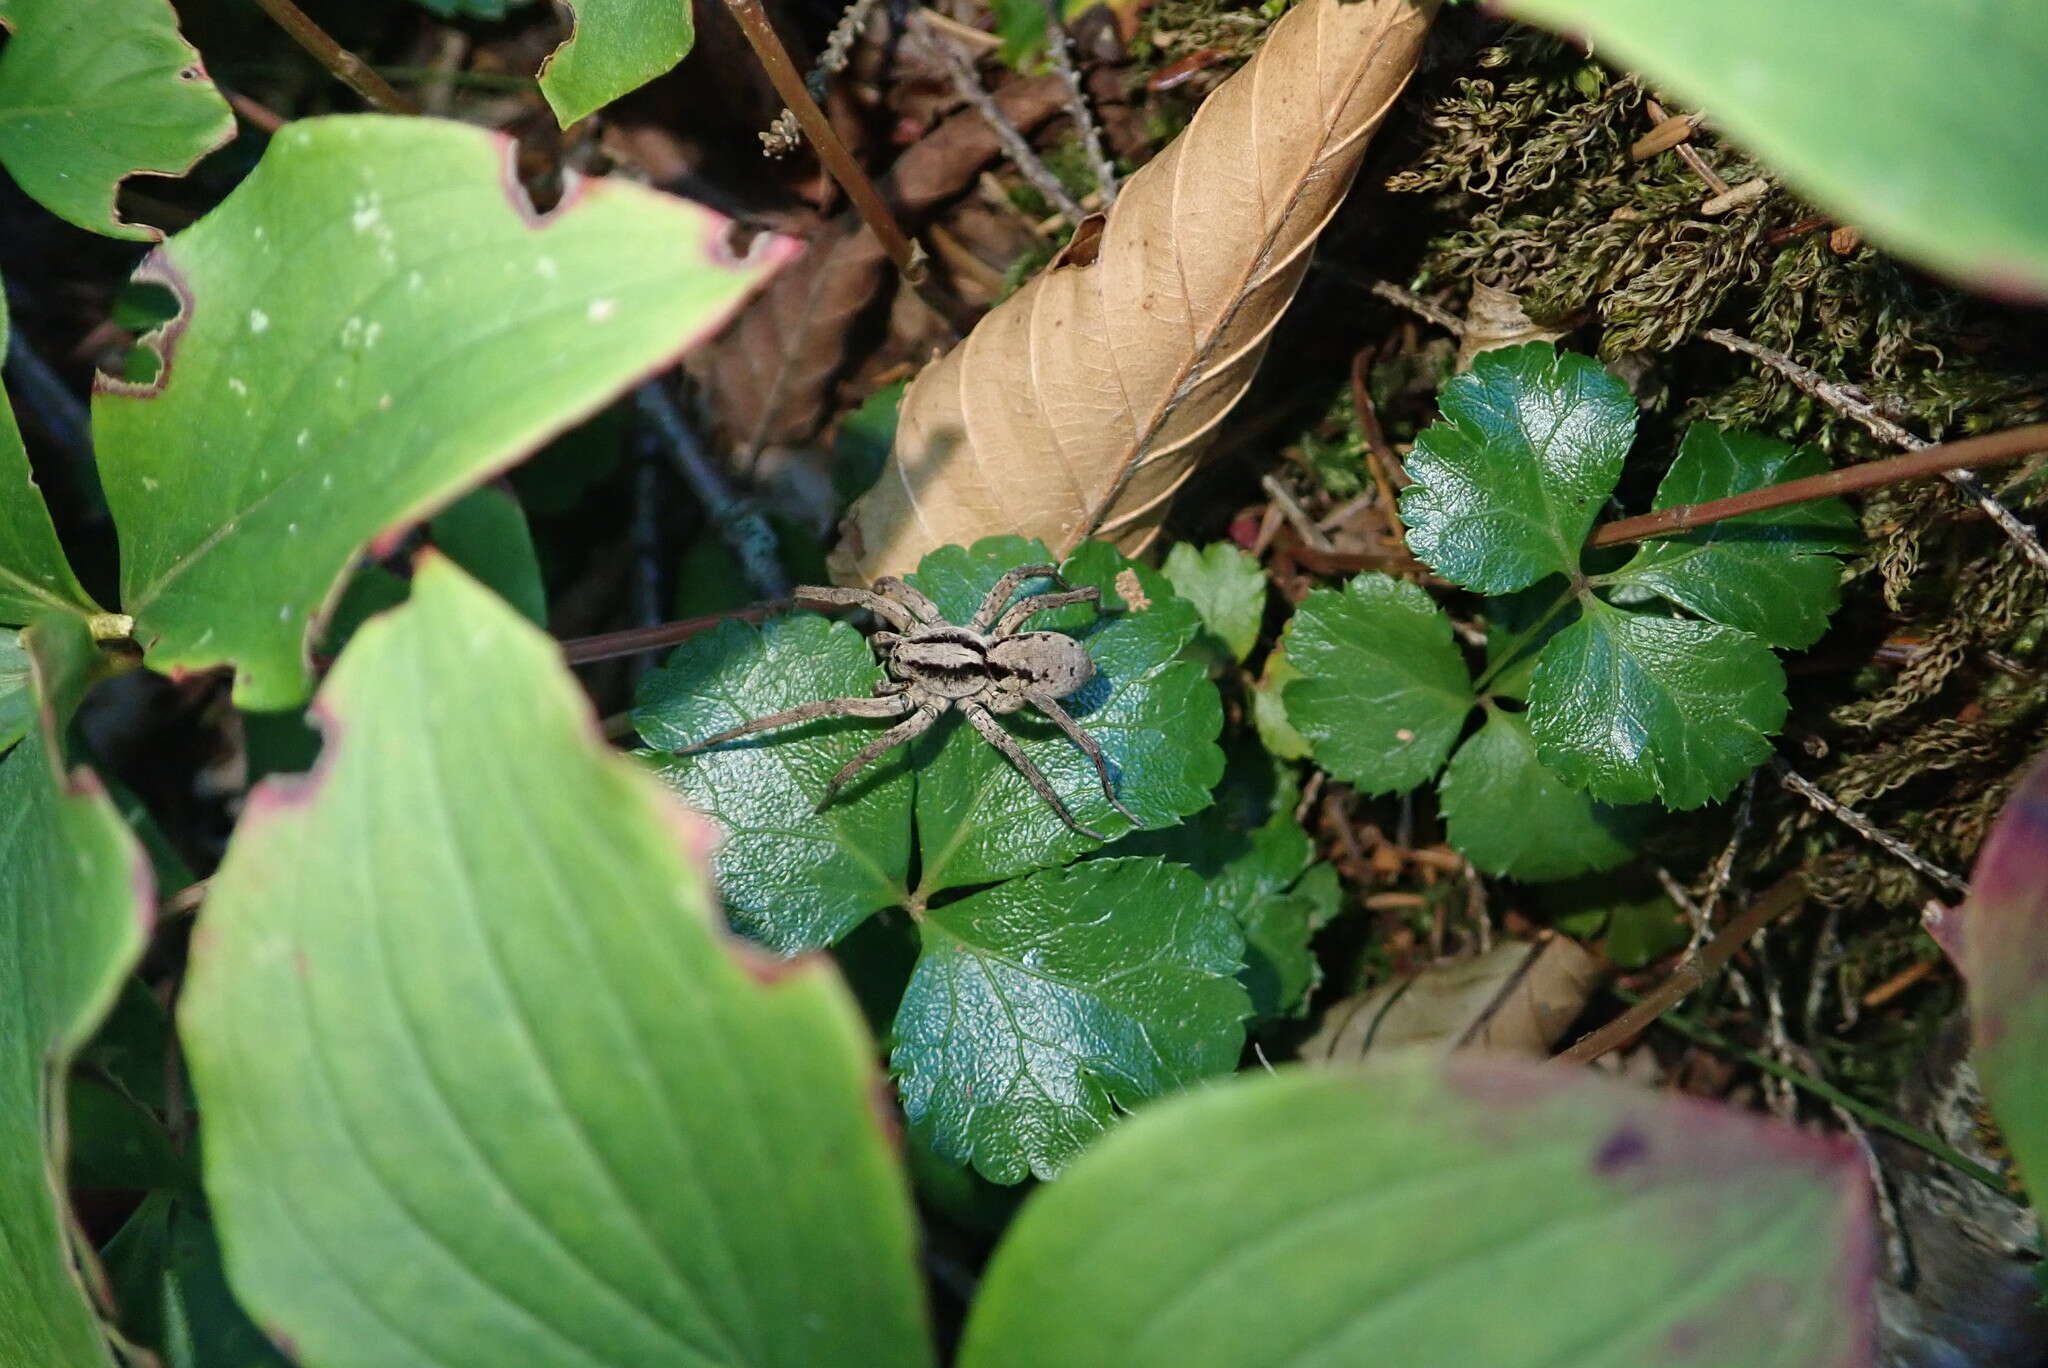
[
  {"xmin": 636, "ymin": 614, "xmax": 914, "ymax": 953},
  {"xmin": 893, "ymin": 858, "xmax": 1249, "ymax": 1183},
  {"xmin": 1162, "ymin": 541, "xmax": 1267, "ymax": 662},
  {"xmin": 1400, "ymin": 342, "xmax": 1636, "ymax": 593},
  {"xmin": 1606, "ymin": 424, "xmax": 1856, "ymax": 649},
  {"xmin": 1528, "ymin": 599, "xmax": 1786, "ymax": 809},
  {"xmin": 1478, "ymin": 578, "xmax": 1578, "ymax": 702},
  {"xmin": 1, "ymin": 296, "xmax": 100, "ymax": 625},
  {"xmin": 909, "ymin": 539, "xmax": 1224, "ymax": 893},
  {"xmin": 1283, "ymin": 572, "xmax": 1475, "ymax": 794},
  {"xmin": 1439, "ymin": 708, "xmax": 1640, "ymax": 881}
]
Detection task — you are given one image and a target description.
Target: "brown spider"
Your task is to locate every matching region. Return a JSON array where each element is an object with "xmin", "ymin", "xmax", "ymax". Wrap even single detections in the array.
[{"xmin": 677, "ymin": 564, "xmax": 1141, "ymax": 839}]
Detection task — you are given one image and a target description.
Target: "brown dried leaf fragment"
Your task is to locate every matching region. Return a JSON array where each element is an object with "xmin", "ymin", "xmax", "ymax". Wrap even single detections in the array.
[{"xmin": 832, "ymin": 0, "xmax": 1436, "ymax": 582}]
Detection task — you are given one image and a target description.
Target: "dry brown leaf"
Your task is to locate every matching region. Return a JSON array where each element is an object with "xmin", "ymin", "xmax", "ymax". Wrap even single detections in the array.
[
  {"xmin": 830, "ymin": 0, "xmax": 1436, "ymax": 582},
  {"xmin": 689, "ymin": 77, "xmax": 1070, "ymax": 458},
  {"xmin": 1455, "ymin": 280, "xmax": 1567, "ymax": 372},
  {"xmin": 1299, "ymin": 938, "xmax": 1602, "ymax": 1064}
]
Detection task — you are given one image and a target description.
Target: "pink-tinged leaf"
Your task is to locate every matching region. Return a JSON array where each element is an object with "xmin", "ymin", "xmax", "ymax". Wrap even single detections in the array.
[{"xmin": 1961, "ymin": 755, "xmax": 2048, "ymax": 1197}]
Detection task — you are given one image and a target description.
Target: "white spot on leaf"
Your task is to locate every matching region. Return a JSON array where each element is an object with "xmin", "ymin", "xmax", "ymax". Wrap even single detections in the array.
[
  {"xmin": 588, "ymin": 298, "xmax": 616, "ymax": 322},
  {"xmin": 248, "ymin": 308, "xmax": 270, "ymax": 334}
]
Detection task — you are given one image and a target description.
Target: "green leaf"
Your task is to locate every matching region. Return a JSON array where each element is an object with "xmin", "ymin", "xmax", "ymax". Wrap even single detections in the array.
[
  {"xmin": 909, "ymin": 539, "xmax": 1224, "ymax": 894},
  {"xmin": 1, "ymin": 295, "xmax": 100, "ymax": 625},
  {"xmin": 1400, "ymin": 342, "xmax": 1636, "ymax": 593},
  {"xmin": 0, "ymin": 613, "xmax": 153, "ymax": 1368},
  {"xmin": 94, "ymin": 114, "xmax": 779, "ymax": 710},
  {"xmin": 1282, "ymin": 572, "xmax": 1474, "ymax": 794},
  {"xmin": 1248, "ymin": 643, "xmax": 1311, "ymax": 761},
  {"xmin": 407, "ymin": 0, "xmax": 537, "ymax": 16},
  {"xmin": 1528, "ymin": 598, "xmax": 1786, "ymax": 809},
  {"xmin": 0, "ymin": 0, "xmax": 234, "ymax": 240},
  {"xmin": 102, "ymin": 1194, "xmax": 296, "ymax": 1368},
  {"xmin": 0, "ymin": 627, "xmax": 29, "ymax": 754},
  {"xmin": 1238, "ymin": 863, "xmax": 1338, "ymax": 1020},
  {"xmin": 961, "ymin": 1054, "xmax": 1874, "ymax": 1368},
  {"xmin": 1503, "ymin": 0, "xmax": 2048, "ymax": 299},
  {"xmin": 833, "ymin": 382, "xmax": 904, "ymax": 512},
  {"xmin": 1439, "ymin": 708, "xmax": 1639, "ymax": 881},
  {"xmin": 1606, "ymin": 424, "xmax": 1856, "ymax": 649},
  {"xmin": 1161, "ymin": 541, "xmax": 1266, "ymax": 663},
  {"xmin": 66, "ymin": 1076, "xmax": 189, "ymax": 1192},
  {"xmin": 893, "ymin": 858, "xmax": 1248, "ymax": 1184},
  {"xmin": 538, "ymin": 0, "xmax": 693, "ymax": 127},
  {"xmin": 636, "ymin": 614, "xmax": 914, "ymax": 953},
  {"xmin": 179, "ymin": 557, "xmax": 932, "ymax": 1368},
  {"xmin": 321, "ymin": 485, "xmax": 548, "ymax": 653}
]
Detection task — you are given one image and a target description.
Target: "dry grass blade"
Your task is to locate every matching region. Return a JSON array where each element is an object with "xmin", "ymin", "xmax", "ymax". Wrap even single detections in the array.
[{"xmin": 831, "ymin": 0, "xmax": 1437, "ymax": 582}]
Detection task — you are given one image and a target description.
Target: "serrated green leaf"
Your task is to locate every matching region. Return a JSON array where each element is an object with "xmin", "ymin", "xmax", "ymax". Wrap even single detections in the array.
[
  {"xmin": 1282, "ymin": 572, "xmax": 1475, "ymax": 794},
  {"xmin": 636, "ymin": 614, "xmax": 914, "ymax": 953},
  {"xmin": 0, "ymin": 628, "xmax": 29, "ymax": 754},
  {"xmin": 1607, "ymin": 424, "xmax": 1856, "ymax": 649},
  {"xmin": 538, "ymin": 0, "xmax": 693, "ymax": 127},
  {"xmin": 893, "ymin": 858, "xmax": 1248, "ymax": 1183},
  {"xmin": 94, "ymin": 114, "xmax": 779, "ymax": 710},
  {"xmin": 1503, "ymin": 0, "xmax": 2048, "ymax": 298},
  {"xmin": 1439, "ymin": 708, "xmax": 1640, "ymax": 881},
  {"xmin": 1, "ymin": 296, "xmax": 100, "ymax": 625},
  {"xmin": 1161, "ymin": 541, "xmax": 1267, "ymax": 663},
  {"xmin": 960, "ymin": 1054, "xmax": 1874, "ymax": 1368},
  {"xmin": 0, "ymin": 0, "xmax": 234, "ymax": 240},
  {"xmin": 1401, "ymin": 342, "xmax": 1636, "ymax": 593},
  {"xmin": 0, "ymin": 613, "xmax": 153, "ymax": 1368},
  {"xmin": 909, "ymin": 538, "xmax": 1223, "ymax": 893},
  {"xmin": 1528, "ymin": 598, "xmax": 1786, "ymax": 809},
  {"xmin": 179, "ymin": 557, "xmax": 932, "ymax": 1368}
]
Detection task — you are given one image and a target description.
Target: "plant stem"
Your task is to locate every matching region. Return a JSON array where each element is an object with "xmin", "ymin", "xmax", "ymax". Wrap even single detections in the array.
[
  {"xmin": 250, "ymin": 0, "xmax": 420, "ymax": 115},
  {"xmin": 560, "ymin": 604, "xmax": 780, "ymax": 665},
  {"xmin": 1586, "ymin": 423, "xmax": 2048, "ymax": 549},
  {"xmin": 1557, "ymin": 871, "xmax": 1806, "ymax": 1064},
  {"xmin": 1468, "ymin": 584, "xmax": 1579, "ymax": 697}
]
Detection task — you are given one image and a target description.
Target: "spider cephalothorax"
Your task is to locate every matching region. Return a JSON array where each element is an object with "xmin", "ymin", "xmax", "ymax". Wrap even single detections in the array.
[{"xmin": 677, "ymin": 564, "xmax": 1141, "ymax": 838}]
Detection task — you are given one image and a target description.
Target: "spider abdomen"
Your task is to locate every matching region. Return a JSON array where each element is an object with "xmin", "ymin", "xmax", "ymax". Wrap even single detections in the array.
[{"xmin": 990, "ymin": 632, "xmax": 1094, "ymax": 698}]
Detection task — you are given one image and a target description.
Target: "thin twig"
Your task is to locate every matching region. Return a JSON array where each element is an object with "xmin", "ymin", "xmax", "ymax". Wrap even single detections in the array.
[
  {"xmin": 920, "ymin": 16, "xmax": 1087, "ymax": 224},
  {"xmin": 561, "ymin": 605, "xmax": 779, "ymax": 665},
  {"xmin": 1323, "ymin": 266, "xmax": 1466, "ymax": 334},
  {"xmin": 1043, "ymin": 0, "xmax": 1118, "ymax": 204},
  {"xmin": 762, "ymin": 0, "xmax": 884, "ymax": 156},
  {"xmin": 1587, "ymin": 423, "xmax": 2048, "ymax": 548},
  {"xmin": 250, "ymin": 0, "xmax": 420, "ymax": 114},
  {"xmin": 1772, "ymin": 758, "xmax": 1967, "ymax": 894},
  {"xmin": 1261, "ymin": 473, "xmax": 1336, "ymax": 554},
  {"xmin": 1702, "ymin": 328, "xmax": 2048, "ymax": 576},
  {"xmin": 633, "ymin": 382, "xmax": 790, "ymax": 600},
  {"xmin": 1557, "ymin": 871, "xmax": 1807, "ymax": 1065},
  {"xmin": 1646, "ymin": 98, "xmax": 1729, "ymax": 197}
]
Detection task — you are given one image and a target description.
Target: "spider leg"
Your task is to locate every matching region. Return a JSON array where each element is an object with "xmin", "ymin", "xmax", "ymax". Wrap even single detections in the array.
[
  {"xmin": 872, "ymin": 576, "xmax": 945, "ymax": 626},
  {"xmin": 961, "ymin": 700, "xmax": 1105, "ymax": 841},
  {"xmin": 970, "ymin": 563, "xmax": 1065, "ymax": 631},
  {"xmin": 993, "ymin": 587, "xmax": 1100, "ymax": 638},
  {"xmin": 676, "ymin": 692, "xmax": 913, "ymax": 754},
  {"xmin": 792, "ymin": 585, "xmax": 921, "ymax": 633},
  {"xmin": 817, "ymin": 703, "xmax": 944, "ymax": 809},
  {"xmin": 1025, "ymin": 687, "xmax": 1142, "ymax": 827}
]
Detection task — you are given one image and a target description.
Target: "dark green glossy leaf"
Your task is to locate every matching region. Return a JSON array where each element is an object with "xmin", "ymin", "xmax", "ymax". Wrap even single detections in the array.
[
  {"xmin": 538, "ymin": 0, "xmax": 692, "ymax": 126},
  {"xmin": 893, "ymin": 858, "xmax": 1248, "ymax": 1183},
  {"xmin": 1439, "ymin": 707, "xmax": 1640, "ymax": 881},
  {"xmin": 1528, "ymin": 599, "xmax": 1786, "ymax": 808},
  {"xmin": 1400, "ymin": 342, "xmax": 1636, "ymax": 593},
  {"xmin": 102, "ymin": 1194, "xmax": 304, "ymax": 1368},
  {"xmin": 1, "ymin": 296, "xmax": 100, "ymax": 625},
  {"xmin": 1283, "ymin": 572, "xmax": 1474, "ymax": 794},
  {"xmin": 1161, "ymin": 541, "xmax": 1267, "ymax": 663},
  {"xmin": 1607, "ymin": 424, "xmax": 1856, "ymax": 649}
]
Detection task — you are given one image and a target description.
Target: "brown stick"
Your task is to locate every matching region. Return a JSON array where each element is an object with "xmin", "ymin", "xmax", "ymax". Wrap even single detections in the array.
[
  {"xmin": 1557, "ymin": 871, "xmax": 1807, "ymax": 1065},
  {"xmin": 560, "ymin": 604, "xmax": 778, "ymax": 665},
  {"xmin": 250, "ymin": 0, "xmax": 420, "ymax": 115},
  {"xmin": 1587, "ymin": 423, "xmax": 2048, "ymax": 549}
]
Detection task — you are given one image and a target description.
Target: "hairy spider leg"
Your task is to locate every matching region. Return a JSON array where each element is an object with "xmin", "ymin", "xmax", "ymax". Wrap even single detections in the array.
[
  {"xmin": 871, "ymin": 575, "xmax": 945, "ymax": 626},
  {"xmin": 1024, "ymin": 686, "xmax": 1142, "ymax": 826},
  {"xmin": 994, "ymin": 587, "xmax": 1100, "ymax": 639},
  {"xmin": 676, "ymin": 692, "xmax": 913, "ymax": 753},
  {"xmin": 970, "ymin": 563, "xmax": 1066, "ymax": 631},
  {"xmin": 961, "ymin": 700, "xmax": 1104, "ymax": 840},
  {"xmin": 817, "ymin": 703, "xmax": 945, "ymax": 808},
  {"xmin": 792, "ymin": 585, "xmax": 923, "ymax": 634}
]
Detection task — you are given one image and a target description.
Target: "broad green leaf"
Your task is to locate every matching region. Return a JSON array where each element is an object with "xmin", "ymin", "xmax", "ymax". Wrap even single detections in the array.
[
  {"xmin": 1607, "ymin": 424, "xmax": 1856, "ymax": 649},
  {"xmin": 321, "ymin": 485, "xmax": 549, "ymax": 652},
  {"xmin": 95, "ymin": 114, "xmax": 780, "ymax": 710},
  {"xmin": 1439, "ymin": 708, "xmax": 1639, "ymax": 881},
  {"xmin": 0, "ymin": 613, "xmax": 153, "ymax": 1368},
  {"xmin": 0, "ymin": 295, "xmax": 100, "ymax": 625},
  {"xmin": 1249, "ymin": 643, "xmax": 1310, "ymax": 761},
  {"xmin": 102, "ymin": 1194, "xmax": 296, "ymax": 1368},
  {"xmin": 538, "ymin": 0, "xmax": 693, "ymax": 127},
  {"xmin": 1961, "ymin": 755, "xmax": 2048, "ymax": 1199},
  {"xmin": 961, "ymin": 1054, "xmax": 1874, "ymax": 1367},
  {"xmin": 833, "ymin": 382, "xmax": 904, "ymax": 512},
  {"xmin": 1528, "ymin": 598, "xmax": 1786, "ymax": 809},
  {"xmin": 893, "ymin": 858, "xmax": 1248, "ymax": 1184},
  {"xmin": 0, "ymin": 627, "xmax": 29, "ymax": 754},
  {"xmin": 1504, "ymin": 0, "xmax": 2048, "ymax": 299},
  {"xmin": 636, "ymin": 614, "xmax": 914, "ymax": 953},
  {"xmin": 909, "ymin": 539, "xmax": 1224, "ymax": 894},
  {"xmin": 180, "ymin": 557, "xmax": 932, "ymax": 1368},
  {"xmin": 1282, "ymin": 572, "xmax": 1474, "ymax": 794},
  {"xmin": 1239, "ymin": 863, "xmax": 1339, "ymax": 1020},
  {"xmin": 0, "ymin": 0, "xmax": 233, "ymax": 240},
  {"xmin": 1161, "ymin": 541, "xmax": 1267, "ymax": 663},
  {"xmin": 66, "ymin": 1075, "xmax": 189, "ymax": 1192},
  {"xmin": 1400, "ymin": 342, "xmax": 1636, "ymax": 593}
]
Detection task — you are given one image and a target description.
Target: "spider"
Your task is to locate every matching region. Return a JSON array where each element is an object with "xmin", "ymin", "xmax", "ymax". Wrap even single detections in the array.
[{"xmin": 676, "ymin": 564, "xmax": 1142, "ymax": 839}]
